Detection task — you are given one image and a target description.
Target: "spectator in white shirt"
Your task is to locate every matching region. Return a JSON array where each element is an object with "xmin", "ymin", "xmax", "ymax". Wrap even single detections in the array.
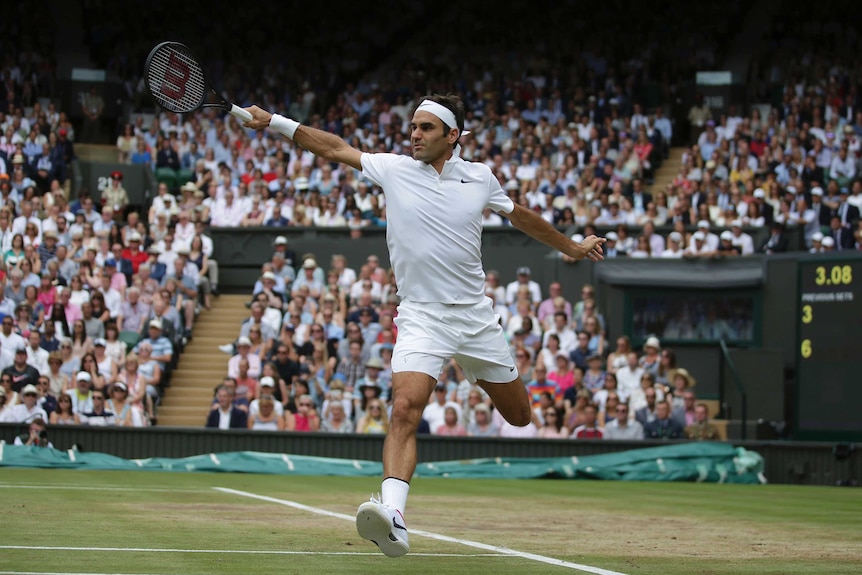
[
  {"xmin": 1, "ymin": 383, "xmax": 47, "ymax": 423},
  {"xmin": 829, "ymin": 147, "xmax": 856, "ymax": 188},
  {"xmin": 173, "ymin": 210, "xmax": 196, "ymax": 251},
  {"xmin": 25, "ymin": 331, "xmax": 49, "ymax": 375},
  {"xmin": 504, "ymin": 266, "xmax": 542, "ymax": 306},
  {"xmin": 148, "ymin": 182, "xmax": 178, "ymax": 222},
  {"xmin": 210, "ymin": 190, "xmax": 245, "ymax": 227},
  {"xmin": 729, "ymin": 220, "xmax": 755, "ymax": 255},
  {"xmin": 660, "ymin": 231, "xmax": 686, "ymax": 258}
]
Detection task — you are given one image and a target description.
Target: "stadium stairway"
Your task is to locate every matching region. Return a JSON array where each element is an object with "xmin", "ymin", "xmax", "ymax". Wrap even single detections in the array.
[
  {"xmin": 156, "ymin": 294, "xmax": 249, "ymax": 427},
  {"xmin": 649, "ymin": 147, "xmax": 685, "ymax": 194}
]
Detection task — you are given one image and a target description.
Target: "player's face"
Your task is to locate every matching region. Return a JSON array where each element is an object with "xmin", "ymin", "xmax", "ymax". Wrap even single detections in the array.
[{"xmin": 410, "ymin": 110, "xmax": 455, "ymax": 164}]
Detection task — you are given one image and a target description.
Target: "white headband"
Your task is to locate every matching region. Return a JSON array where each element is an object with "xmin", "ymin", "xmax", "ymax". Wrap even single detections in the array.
[{"xmin": 415, "ymin": 100, "xmax": 470, "ymax": 137}]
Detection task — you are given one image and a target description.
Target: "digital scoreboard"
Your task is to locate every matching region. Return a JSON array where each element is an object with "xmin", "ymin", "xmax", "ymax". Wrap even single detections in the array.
[{"xmin": 796, "ymin": 256, "xmax": 862, "ymax": 440}]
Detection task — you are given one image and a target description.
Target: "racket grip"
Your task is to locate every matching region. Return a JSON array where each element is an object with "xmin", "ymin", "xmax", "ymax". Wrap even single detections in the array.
[{"xmin": 230, "ymin": 105, "xmax": 253, "ymax": 123}]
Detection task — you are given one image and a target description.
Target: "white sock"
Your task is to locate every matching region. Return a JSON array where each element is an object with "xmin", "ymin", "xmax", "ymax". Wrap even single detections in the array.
[{"xmin": 381, "ymin": 477, "xmax": 410, "ymax": 517}]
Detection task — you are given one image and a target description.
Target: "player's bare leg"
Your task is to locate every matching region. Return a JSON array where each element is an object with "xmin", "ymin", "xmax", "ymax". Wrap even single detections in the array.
[
  {"xmin": 356, "ymin": 370, "xmax": 436, "ymax": 557},
  {"xmin": 477, "ymin": 376, "xmax": 532, "ymax": 426}
]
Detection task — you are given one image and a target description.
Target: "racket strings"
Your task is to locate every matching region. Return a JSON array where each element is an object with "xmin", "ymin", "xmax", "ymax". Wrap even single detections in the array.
[{"xmin": 147, "ymin": 46, "xmax": 207, "ymax": 113}]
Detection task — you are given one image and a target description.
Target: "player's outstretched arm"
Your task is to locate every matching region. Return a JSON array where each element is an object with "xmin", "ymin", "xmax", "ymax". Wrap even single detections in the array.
[
  {"xmin": 505, "ymin": 203, "xmax": 606, "ymax": 262},
  {"xmin": 243, "ymin": 105, "xmax": 362, "ymax": 170}
]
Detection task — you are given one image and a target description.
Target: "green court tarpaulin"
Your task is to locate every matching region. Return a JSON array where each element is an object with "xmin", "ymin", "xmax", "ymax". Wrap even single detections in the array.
[{"xmin": 0, "ymin": 441, "xmax": 766, "ymax": 484}]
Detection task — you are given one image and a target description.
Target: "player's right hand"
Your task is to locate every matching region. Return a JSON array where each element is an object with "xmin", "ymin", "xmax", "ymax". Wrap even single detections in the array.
[{"xmin": 243, "ymin": 105, "xmax": 273, "ymax": 130}]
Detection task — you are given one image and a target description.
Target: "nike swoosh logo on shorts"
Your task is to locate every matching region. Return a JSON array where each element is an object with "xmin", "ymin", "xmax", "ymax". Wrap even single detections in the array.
[{"xmin": 510, "ymin": 366, "xmax": 515, "ymax": 372}]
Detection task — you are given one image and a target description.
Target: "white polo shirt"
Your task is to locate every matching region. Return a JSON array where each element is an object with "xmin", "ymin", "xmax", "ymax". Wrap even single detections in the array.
[{"xmin": 361, "ymin": 146, "xmax": 514, "ymax": 304}]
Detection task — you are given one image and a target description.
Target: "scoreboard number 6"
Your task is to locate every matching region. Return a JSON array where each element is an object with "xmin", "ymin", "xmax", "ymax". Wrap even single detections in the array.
[{"xmin": 801, "ymin": 339, "xmax": 812, "ymax": 359}]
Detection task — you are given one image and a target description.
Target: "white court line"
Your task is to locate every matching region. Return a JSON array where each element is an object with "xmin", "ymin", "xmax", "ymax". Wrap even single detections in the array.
[
  {"xmin": 0, "ymin": 546, "xmax": 501, "ymax": 557},
  {"xmin": 215, "ymin": 487, "xmax": 630, "ymax": 575},
  {"xmin": 0, "ymin": 485, "xmax": 207, "ymax": 493}
]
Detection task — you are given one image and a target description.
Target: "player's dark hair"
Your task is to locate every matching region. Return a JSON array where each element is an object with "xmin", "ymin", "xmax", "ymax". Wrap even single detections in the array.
[{"xmin": 415, "ymin": 93, "xmax": 466, "ymax": 149}]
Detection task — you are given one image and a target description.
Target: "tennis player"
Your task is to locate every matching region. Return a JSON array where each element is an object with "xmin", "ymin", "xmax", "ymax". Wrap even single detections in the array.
[{"xmin": 243, "ymin": 95, "xmax": 605, "ymax": 557}]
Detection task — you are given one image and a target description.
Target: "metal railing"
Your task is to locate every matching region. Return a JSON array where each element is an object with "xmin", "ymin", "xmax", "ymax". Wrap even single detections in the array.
[{"xmin": 719, "ymin": 339, "xmax": 748, "ymax": 440}]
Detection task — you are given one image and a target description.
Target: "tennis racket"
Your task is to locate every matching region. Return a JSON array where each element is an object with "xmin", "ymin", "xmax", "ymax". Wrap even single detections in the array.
[{"xmin": 143, "ymin": 41, "xmax": 252, "ymax": 123}]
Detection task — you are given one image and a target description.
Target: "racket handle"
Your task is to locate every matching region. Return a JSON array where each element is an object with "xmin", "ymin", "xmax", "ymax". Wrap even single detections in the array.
[{"xmin": 229, "ymin": 104, "xmax": 253, "ymax": 123}]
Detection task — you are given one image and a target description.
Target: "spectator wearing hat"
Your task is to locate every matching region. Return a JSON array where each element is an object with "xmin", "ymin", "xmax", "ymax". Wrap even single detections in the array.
[
  {"xmin": 808, "ymin": 186, "xmax": 831, "ymax": 229},
  {"xmin": 354, "ymin": 357, "xmax": 386, "ymax": 414},
  {"xmin": 248, "ymin": 376, "xmax": 284, "ymax": 418},
  {"xmin": 750, "ymin": 188, "xmax": 774, "ymax": 226},
  {"xmin": 728, "ymin": 220, "xmax": 755, "ymax": 255},
  {"xmin": 291, "ymin": 258, "xmax": 324, "ymax": 302},
  {"xmin": 2, "ymin": 344, "xmax": 41, "ymax": 394},
  {"xmin": 601, "ymin": 231, "xmax": 623, "ymax": 258},
  {"xmin": 37, "ymin": 229, "xmax": 59, "ymax": 268},
  {"xmin": 504, "ymin": 265, "xmax": 541, "ymax": 306},
  {"xmin": 228, "ymin": 336, "xmax": 262, "ymax": 381},
  {"xmin": 102, "ymin": 171, "xmax": 130, "ymax": 215},
  {"xmin": 683, "ymin": 231, "xmax": 715, "ymax": 257},
  {"xmin": 809, "ymin": 232, "xmax": 825, "ymax": 253},
  {"xmin": 0, "ymin": 382, "xmax": 46, "ymax": 423},
  {"xmin": 63, "ymin": 370, "xmax": 91, "ymax": 412},
  {"xmin": 687, "ymin": 220, "xmax": 719, "ymax": 252},
  {"xmin": 660, "ymin": 231, "xmax": 685, "ymax": 258},
  {"xmin": 716, "ymin": 230, "xmax": 742, "ymax": 256},
  {"xmin": 253, "ymin": 270, "xmax": 285, "ymax": 310},
  {"xmin": 79, "ymin": 386, "xmax": 116, "ymax": 426},
  {"xmin": 149, "ymin": 182, "xmax": 179, "ymax": 224},
  {"xmin": 639, "ymin": 336, "xmax": 662, "ymax": 377},
  {"xmin": 271, "ymin": 236, "xmax": 298, "ymax": 271},
  {"xmin": 120, "ymin": 231, "xmax": 148, "ymax": 274},
  {"xmin": 133, "ymin": 319, "xmax": 173, "ymax": 369}
]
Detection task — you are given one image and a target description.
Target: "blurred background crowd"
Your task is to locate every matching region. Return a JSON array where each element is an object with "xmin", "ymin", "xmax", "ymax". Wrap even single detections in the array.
[{"xmin": 0, "ymin": 1, "xmax": 859, "ymax": 435}]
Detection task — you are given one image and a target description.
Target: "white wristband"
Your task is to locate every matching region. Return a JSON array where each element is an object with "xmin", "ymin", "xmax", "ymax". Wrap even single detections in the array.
[{"xmin": 270, "ymin": 114, "xmax": 300, "ymax": 139}]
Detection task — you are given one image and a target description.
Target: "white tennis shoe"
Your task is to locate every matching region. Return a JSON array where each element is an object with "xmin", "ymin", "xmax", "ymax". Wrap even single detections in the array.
[{"xmin": 356, "ymin": 496, "xmax": 409, "ymax": 557}]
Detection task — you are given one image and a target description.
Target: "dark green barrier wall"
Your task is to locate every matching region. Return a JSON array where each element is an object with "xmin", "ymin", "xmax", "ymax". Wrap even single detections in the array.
[
  {"xmin": 208, "ymin": 226, "xmax": 857, "ymax": 438},
  {"xmin": 1, "ymin": 424, "xmax": 856, "ymax": 486}
]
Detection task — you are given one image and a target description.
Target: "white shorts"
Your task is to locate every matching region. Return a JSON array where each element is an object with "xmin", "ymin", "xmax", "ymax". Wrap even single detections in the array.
[{"xmin": 392, "ymin": 298, "xmax": 518, "ymax": 384}]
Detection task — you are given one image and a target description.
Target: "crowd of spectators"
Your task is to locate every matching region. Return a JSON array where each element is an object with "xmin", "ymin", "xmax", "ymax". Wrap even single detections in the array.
[
  {"xmin": 211, "ymin": 244, "xmax": 722, "ymax": 441},
  {"xmin": 3, "ymin": 2, "xmax": 861, "ymax": 439},
  {"xmin": 0, "ymin": 47, "xmax": 216, "ymax": 427}
]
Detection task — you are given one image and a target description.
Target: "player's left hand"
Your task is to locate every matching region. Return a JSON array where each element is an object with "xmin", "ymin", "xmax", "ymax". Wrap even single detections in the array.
[{"xmin": 580, "ymin": 235, "xmax": 606, "ymax": 262}]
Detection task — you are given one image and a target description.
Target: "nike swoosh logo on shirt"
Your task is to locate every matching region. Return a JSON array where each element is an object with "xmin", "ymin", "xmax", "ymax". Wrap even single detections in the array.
[{"xmin": 461, "ymin": 178, "xmax": 473, "ymax": 184}]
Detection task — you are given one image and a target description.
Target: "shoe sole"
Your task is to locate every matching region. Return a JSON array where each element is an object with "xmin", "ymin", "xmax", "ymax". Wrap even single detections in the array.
[{"xmin": 356, "ymin": 502, "xmax": 409, "ymax": 558}]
